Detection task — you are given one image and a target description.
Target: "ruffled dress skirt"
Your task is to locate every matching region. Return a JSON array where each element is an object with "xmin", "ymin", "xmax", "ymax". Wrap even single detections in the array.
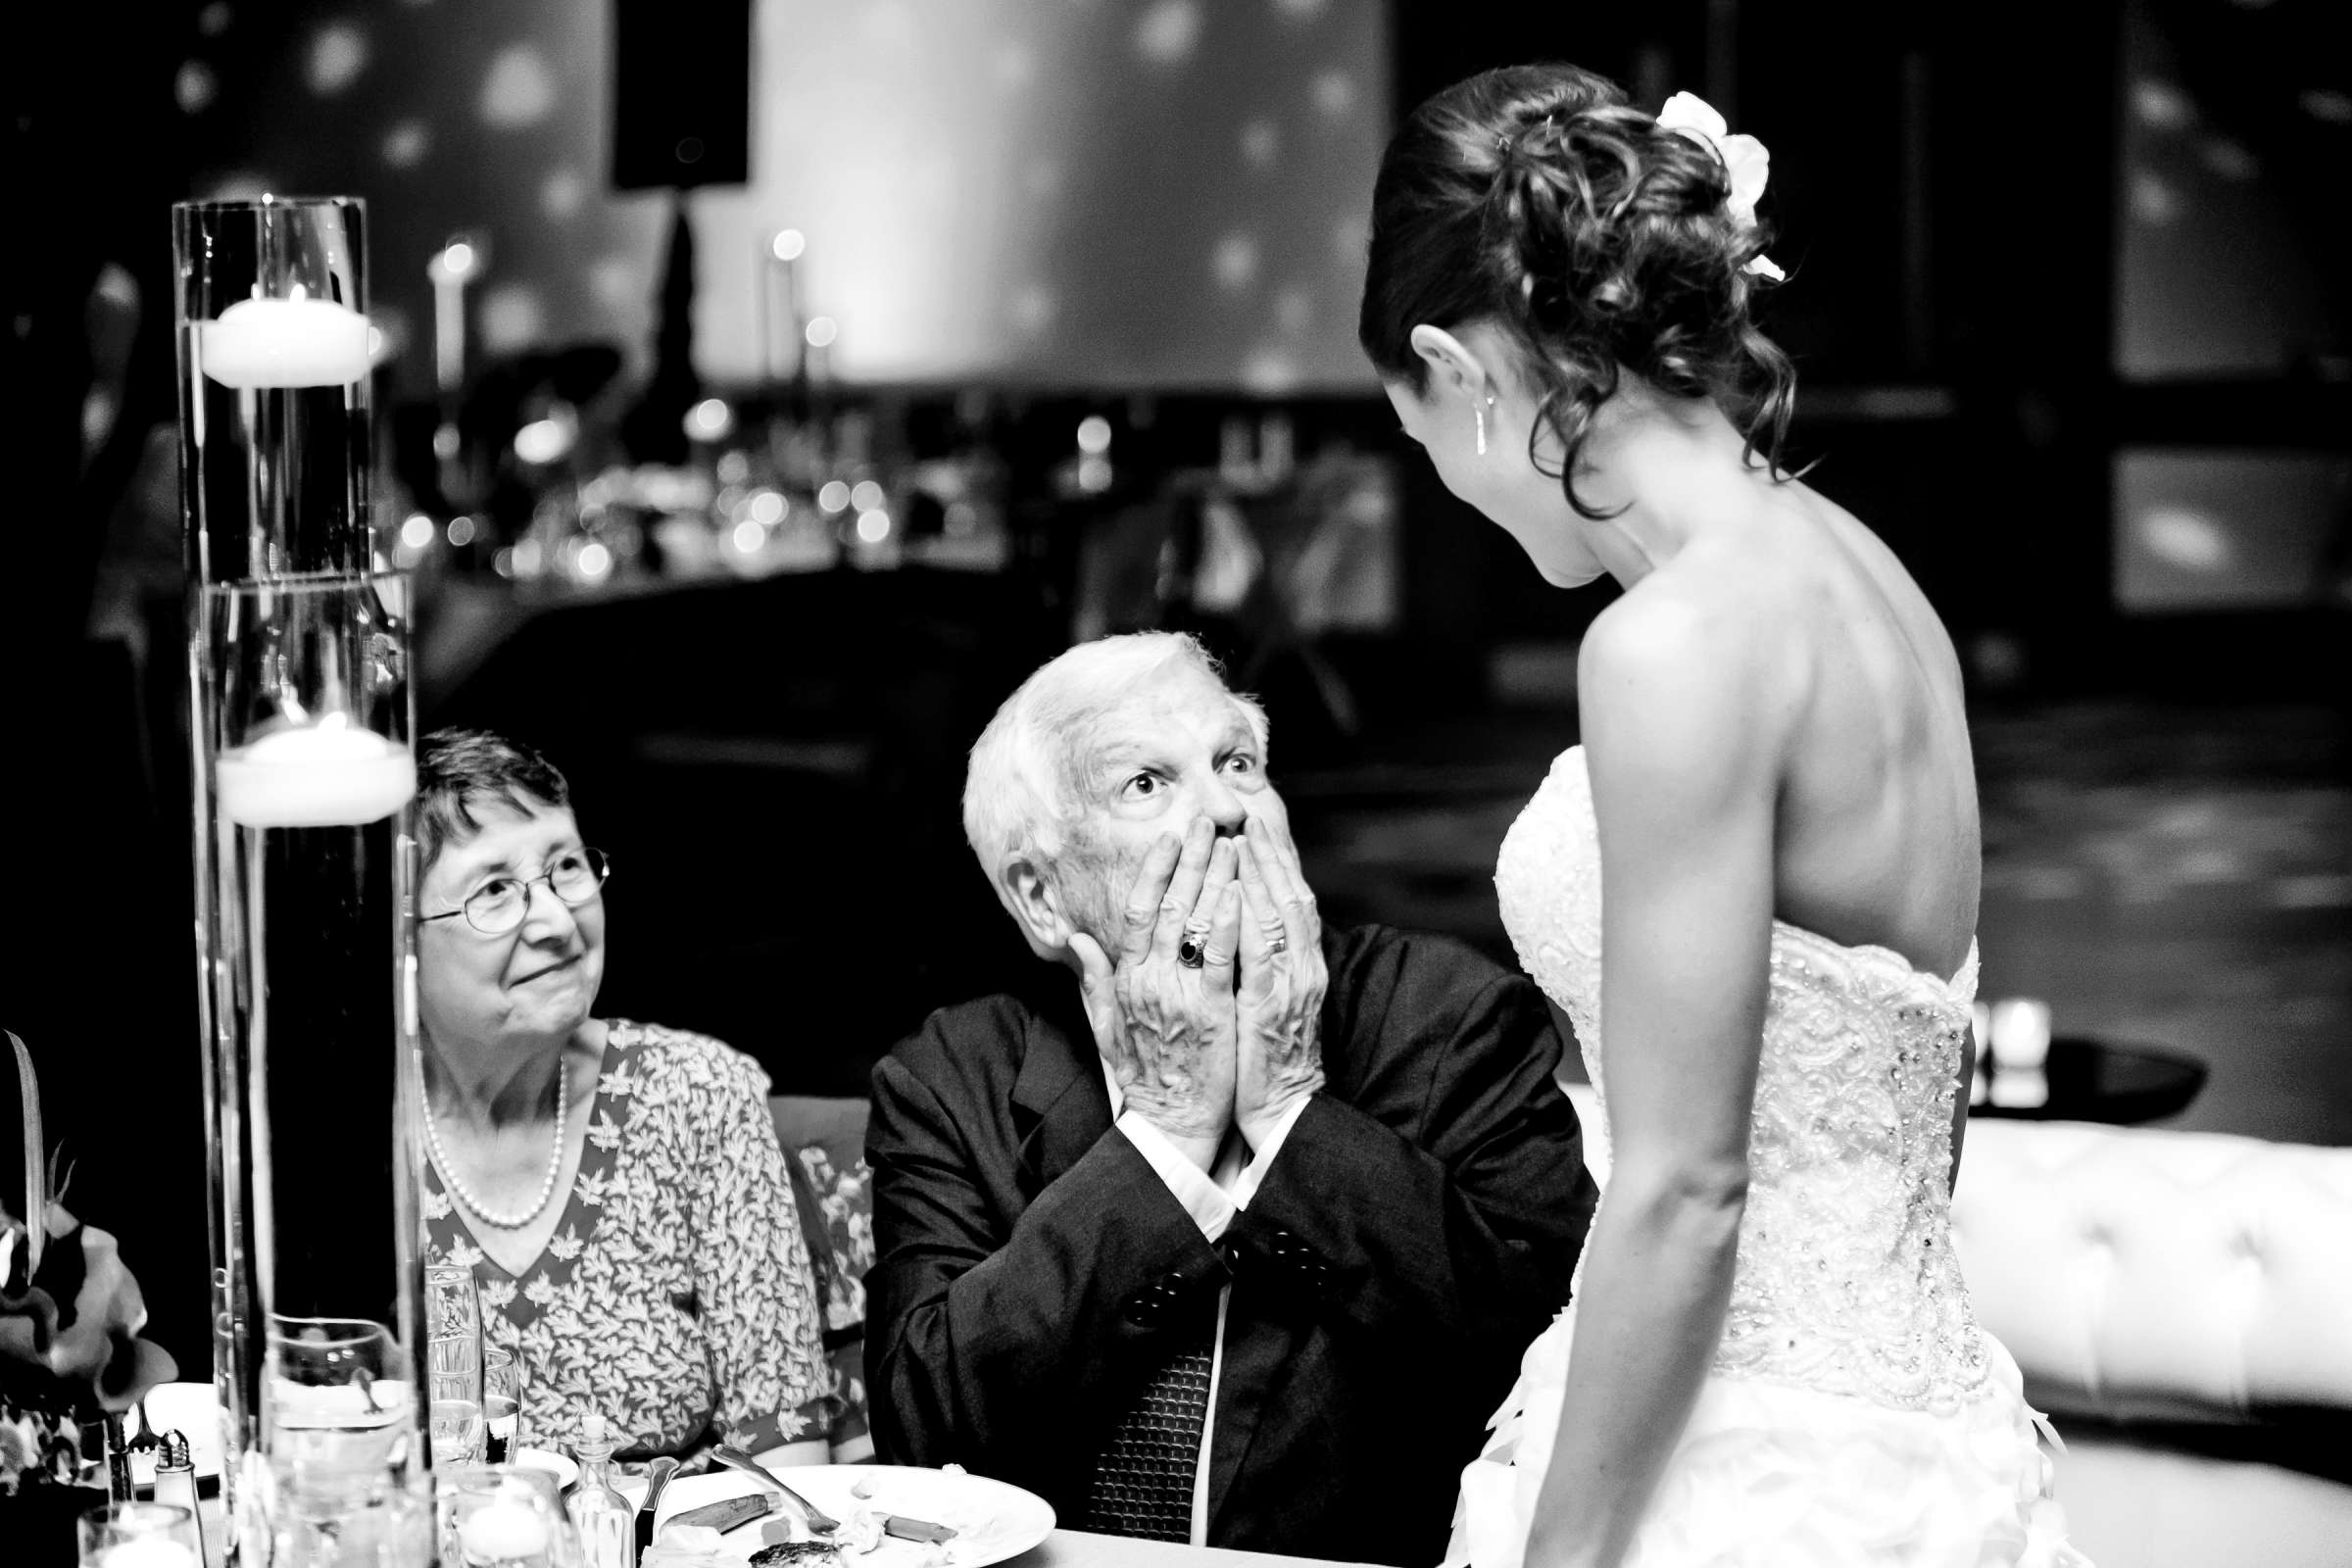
[{"xmin": 1444, "ymin": 1306, "xmax": 2090, "ymax": 1568}]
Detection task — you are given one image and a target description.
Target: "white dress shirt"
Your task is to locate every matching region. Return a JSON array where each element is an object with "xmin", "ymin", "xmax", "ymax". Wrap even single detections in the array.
[{"xmin": 1103, "ymin": 1064, "xmax": 1312, "ymax": 1546}]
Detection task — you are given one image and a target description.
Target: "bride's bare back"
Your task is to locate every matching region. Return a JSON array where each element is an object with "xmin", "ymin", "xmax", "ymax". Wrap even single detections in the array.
[{"xmin": 1607, "ymin": 476, "xmax": 1980, "ymax": 984}]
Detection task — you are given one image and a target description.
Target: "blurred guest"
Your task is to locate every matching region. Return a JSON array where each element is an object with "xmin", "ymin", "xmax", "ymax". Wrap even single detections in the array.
[
  {"xmin": 865, "ymin": 633, "xmax": 1596, "ymax": 1565},
  {"xmin": 413, "ymin": 730, "xmax": 830, "ymax": 1464}
]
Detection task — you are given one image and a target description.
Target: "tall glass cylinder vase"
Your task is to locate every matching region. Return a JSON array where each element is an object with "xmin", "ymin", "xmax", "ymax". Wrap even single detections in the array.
[
  {"xmin": 196, "ymin": 573, "xmax": 429, "ymax": 1565},
  {"xmin": 175, "ymin": 195, "xmax": 428, "ymax": 1565},
  {"xmin": 175, "ymin": 196, "xmax": 375, "ymax": 582}
]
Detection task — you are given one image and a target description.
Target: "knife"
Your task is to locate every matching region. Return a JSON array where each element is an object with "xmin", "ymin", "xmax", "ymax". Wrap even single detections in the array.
[
  {"xmin": 636, "ymin": 1455, "xmax": 681, "ymax": 1553},
  {"xmin": 667, "ymin": 1494, "xmax": 781, "ymax": 1536}
]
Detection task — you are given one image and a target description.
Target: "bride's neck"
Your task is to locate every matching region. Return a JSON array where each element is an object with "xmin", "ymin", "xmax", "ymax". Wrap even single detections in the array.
[{"xmin": 1575, "ymin": 386, "xmax": 1766, "ymax": 586}]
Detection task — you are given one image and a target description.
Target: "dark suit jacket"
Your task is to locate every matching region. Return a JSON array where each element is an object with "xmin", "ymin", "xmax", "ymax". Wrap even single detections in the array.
[{"xmin": 865, "ymin": 923, "xmax": 1598, "ymax": 1566}]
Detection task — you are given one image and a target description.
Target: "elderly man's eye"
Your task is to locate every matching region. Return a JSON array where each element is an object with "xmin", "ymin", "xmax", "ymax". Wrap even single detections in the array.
[
  {"xmin": 1223, "ymin": 754, "xmax": 1258, "ymax": 775},
  {"xmin": 1120, "ymin": 772, "xmax": 1161, "ymax": 801}
]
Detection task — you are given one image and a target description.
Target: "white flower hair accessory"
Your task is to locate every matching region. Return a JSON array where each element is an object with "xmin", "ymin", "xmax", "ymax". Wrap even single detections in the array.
[{"xmin": 1655, "ymin": 91, "xmax": 1786, "ymax": 282}]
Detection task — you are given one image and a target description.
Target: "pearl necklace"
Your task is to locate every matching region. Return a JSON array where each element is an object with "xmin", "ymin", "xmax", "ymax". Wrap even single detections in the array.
[{"xmin": 423, "ymin": 1059, "xmax": 568, "ymax": 1230}]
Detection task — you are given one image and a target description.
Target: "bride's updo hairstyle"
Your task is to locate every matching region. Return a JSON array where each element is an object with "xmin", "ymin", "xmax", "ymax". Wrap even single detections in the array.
[{"xmin": 1359, "ymin": 63, "xmax": 1796, "ymax": 517}]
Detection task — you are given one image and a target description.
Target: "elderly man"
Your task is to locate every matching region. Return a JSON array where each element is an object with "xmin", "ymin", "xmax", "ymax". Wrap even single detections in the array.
[{"xmin": 865, "ymin": 633, "xmax": 1597, "ymax": 1566}]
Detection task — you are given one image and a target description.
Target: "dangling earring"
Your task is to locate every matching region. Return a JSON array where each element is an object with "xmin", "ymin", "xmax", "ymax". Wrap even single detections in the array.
[{"xmin": 1474, "ymin": 395, "xmax": 1490, "ymax": 457}]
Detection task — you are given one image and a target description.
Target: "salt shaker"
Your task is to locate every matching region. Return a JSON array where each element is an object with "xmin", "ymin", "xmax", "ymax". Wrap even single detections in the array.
[{"xmin": 565, "ymin": 1414, "xmax": 637, "ymax": 1568}]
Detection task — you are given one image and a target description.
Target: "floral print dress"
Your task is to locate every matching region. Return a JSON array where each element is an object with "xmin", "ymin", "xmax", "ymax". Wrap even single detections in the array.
[{"xmin": 422, "ymin": 1020, "xmax": 833, "ymax": 1462}]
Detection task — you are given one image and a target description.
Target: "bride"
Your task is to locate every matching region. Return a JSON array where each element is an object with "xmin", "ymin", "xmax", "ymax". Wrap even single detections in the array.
[{"xmin": 1358, "ymin": 64, "xmax": 2087, "ymax": 1568}]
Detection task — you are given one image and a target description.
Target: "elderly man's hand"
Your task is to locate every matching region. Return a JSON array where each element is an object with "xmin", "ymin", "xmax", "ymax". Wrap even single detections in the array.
[
  {"xmin": 1233, "ymin": 819, "xmax": 1328, "ymax": 1152},
  {"xmin": 1067, "ymin": 816, "xmax": 1243, "ymax": 1171}
]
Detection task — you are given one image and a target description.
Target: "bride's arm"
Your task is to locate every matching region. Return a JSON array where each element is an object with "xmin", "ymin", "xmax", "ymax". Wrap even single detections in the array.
[{"xmin": 1527, "ymin": 602, "xmax": 1782, "ymax": 1568}]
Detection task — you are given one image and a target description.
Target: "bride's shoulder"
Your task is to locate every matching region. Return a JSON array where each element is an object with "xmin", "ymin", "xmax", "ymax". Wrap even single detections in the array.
[
  {"xmin": 1576, "ymin": 579, "xmax": 1804, "ymax": 792},
  {"xmin": 1579, "ymin": 575, "xmax": 1786, "ymax": 710}
]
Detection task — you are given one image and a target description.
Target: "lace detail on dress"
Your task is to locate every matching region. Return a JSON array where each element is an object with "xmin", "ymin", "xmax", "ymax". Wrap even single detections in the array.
[{"xmin": 1494, "ymin": 747, "xmax": 1992, "ymax": 1413}]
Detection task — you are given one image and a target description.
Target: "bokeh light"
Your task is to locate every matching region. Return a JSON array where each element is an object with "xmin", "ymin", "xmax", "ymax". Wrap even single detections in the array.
[
  {"xmin": 771, "ymin": 229, "xmax": 807, "ymax": 262},
  {"xmin": 307, "ymin": 24, "xmax": 368, "ymax": 96},
  {"xmin": 480, "ymin": 45, "xmax": 557, "ymax": 126},
  {"xmin": 850, "ymin": 480, "xmax": 886, "ymax": 513},
  {"xmin": 1076, "ymin": 416, "xmax": 1112, "ymax": 455},
  {"xmin": 514, "ymin": 417, "xmax": 573, "ymax": 466},
  {"xmin": 806, "ymin": 316, "xmax": 839, "ymax": 348},
  {"xmin": 818, "ymin": 480, "xmax": 852, "ymax": 514},
  {"xmin": 856, "ymin": 510, "xmax": 893, "ymax": 543},
  {"xmin": 399, "ymin": 514, "xmax": 436, "ymax": 550}
]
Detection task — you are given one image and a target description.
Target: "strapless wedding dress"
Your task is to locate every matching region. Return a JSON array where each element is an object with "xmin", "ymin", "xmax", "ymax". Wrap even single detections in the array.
[{"xmin": 1446, "ymin": 747, "xmax": 2087, "ymax": 1568}]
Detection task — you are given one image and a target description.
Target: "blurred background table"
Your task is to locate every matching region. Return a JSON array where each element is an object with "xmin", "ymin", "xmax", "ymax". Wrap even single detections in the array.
[{"xmin": 1975, "ymin": 1036, "xmax": 2210, "ymax": 1126}]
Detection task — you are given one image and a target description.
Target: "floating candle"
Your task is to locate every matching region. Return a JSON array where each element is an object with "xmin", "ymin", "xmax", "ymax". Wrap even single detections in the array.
[
  {"xmin": 216, "ymin": 714, "xmax": 416, "ymax": 828},
  {"xmin": 200, "ymin": 287, "xmax": 373, "ymax": 389},
  {"xmin": 459, "ymin": 1497, "xmax": 553, "ymax": 1561}
]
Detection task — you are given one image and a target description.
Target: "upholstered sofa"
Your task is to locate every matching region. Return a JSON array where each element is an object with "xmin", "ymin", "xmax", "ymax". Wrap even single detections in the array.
[
  {"xmin": 1945, "ymin": 1114, "xmax": 2352, "ymax": 1568},
  {"xmin": 774, "ymin": 1087, "xmax": 2352, "ymax": 1567}
]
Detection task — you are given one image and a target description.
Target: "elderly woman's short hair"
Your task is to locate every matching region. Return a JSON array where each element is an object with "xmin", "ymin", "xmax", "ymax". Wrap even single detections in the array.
[
  {"xmin": 962, "ymin": 632, "xmax": 1268, "ymax": 882},
  {"xmin": 415, "ymin": 729, "xmax": 573, "ymax": 868}
]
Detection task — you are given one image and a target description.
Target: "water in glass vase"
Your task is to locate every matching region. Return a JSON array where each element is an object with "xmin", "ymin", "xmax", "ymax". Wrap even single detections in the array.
[{"xmin": 179, "ymin": 340, "xmax": 372, "ymax": 581}]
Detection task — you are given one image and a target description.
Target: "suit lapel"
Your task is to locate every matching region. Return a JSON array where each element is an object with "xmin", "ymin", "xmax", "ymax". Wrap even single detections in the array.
[{"xmin": 1009, "ymin": 993, "xmax": 1113, "ymax": 1199}]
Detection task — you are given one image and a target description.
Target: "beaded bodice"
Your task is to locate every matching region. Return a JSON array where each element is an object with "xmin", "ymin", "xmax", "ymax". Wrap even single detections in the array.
[{"xmin": 1497, "ymin": 747, "xmax": 1991, "ymax": 1412}]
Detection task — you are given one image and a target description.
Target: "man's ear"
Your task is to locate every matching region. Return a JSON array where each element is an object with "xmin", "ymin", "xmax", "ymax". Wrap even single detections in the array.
[
  {"xmin": 1407, "ymin": 324, "xmax": 1493, "ymax": 403},
  {"xmin": 997, "ymin": 854, "xmax": 1069, "ymax": 962}
]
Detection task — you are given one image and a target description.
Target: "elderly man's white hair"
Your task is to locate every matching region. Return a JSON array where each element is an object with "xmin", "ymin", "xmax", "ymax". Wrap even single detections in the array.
[{"xmin": 964, "ymin": 631, "xmax": 1269, "ymax": 911}]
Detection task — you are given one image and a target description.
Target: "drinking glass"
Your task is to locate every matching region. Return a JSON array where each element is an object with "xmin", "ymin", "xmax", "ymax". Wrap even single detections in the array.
[
  {"xmin": 269, "ymin": 1316, "xmax": 416, "ymax": 1515},
  {"xmin": 437, "ymin": 1464, "xmax": 574, "ymax": 1568},
  {"xmin": 427, "ymin": 1263, "xmax": 487, "ymax": 1466},
  {"xmin": 483, "ymin": 1343, "xmax": 522, "ymax": 1464},
  {"xmin": 76, "ymin": 1501, "xmax": 201, "ymax": 1568}
]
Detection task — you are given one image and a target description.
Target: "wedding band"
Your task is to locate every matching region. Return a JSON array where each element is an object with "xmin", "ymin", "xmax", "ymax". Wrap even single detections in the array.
[
  {"xmin": 1265, "ymin": 933, "xmax": 1288, "ymax": 955},
  {"xmin": 1178, "ymin": 921, "xmax": 1211, "ymax": 969}
]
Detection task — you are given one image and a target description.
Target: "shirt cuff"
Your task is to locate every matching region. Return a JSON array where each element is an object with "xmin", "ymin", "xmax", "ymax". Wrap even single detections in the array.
[
  {"xmin": 1116, "ymin": 1111, "xmax": 1239, "ymax": 1241},
  {"xmin": 1228, "ymin": 1095, "xmax": 1313, "ymax": 1209}
]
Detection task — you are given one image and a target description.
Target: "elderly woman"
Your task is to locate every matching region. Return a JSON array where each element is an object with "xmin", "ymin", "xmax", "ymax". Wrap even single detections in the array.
[{"xmin": 413, "ymin": 728, "xmax": 831, "ymax": 1464}]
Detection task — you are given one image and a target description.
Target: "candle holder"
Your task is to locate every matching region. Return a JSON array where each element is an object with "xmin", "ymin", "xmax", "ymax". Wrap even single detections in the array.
[
  {"xmin": 174, "ymin": 195, "xmax": 429, "ymax": 1562},
  {"xmin": 193, "ymin": 571, "xmax": 427, "ymax": 1563},
  {"xmin": 174, "ymin": 197, "xmax": 375, "ymax": 583}
]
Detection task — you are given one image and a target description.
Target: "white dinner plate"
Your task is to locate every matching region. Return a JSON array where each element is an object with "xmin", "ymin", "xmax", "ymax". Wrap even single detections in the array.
[
  {"xmin": 127, "ymin": 1382, "xmax": 224, "ymax": 1488},
  {"xmin": 653, "ymin": 1463, "xmax": 1055, "ymax": 1566},
  {"xmin": 513, "ymin": 1446, "xmax": 579, "ymax": 1491}
]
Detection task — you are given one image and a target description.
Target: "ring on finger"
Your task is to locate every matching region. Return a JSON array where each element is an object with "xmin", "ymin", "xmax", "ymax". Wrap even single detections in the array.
[
  {"xmin": 1178, "ymin": 919, "xmax": 1212, "ymax": 970},
  {"xmin": 1260, "ymin": 918, "xmax": 1290, "ymax": 955}
]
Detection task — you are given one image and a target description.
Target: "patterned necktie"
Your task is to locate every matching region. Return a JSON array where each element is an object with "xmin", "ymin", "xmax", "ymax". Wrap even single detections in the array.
[{"xmin": 1079, "ymin": 1296, "xmax": 1217, "ymax": 1542}]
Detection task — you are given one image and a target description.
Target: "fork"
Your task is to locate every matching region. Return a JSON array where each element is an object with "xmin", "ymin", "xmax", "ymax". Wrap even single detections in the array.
[
  {"xmin": 710, "ymin": 1446, "xmax": 842, "ymax": 1534},
  {"xmin": 126, "ymin": 1400, "xmax": 163, "ymax": 1456}
]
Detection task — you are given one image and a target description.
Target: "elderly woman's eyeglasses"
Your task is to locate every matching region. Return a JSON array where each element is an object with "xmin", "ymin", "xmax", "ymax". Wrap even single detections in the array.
[{"xmin": 420, "ymin": 848, "xmax": 612, "ymax": 935}]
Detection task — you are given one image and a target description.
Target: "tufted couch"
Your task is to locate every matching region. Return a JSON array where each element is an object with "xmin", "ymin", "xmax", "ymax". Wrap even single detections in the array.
[
  {"xmin": 1945, "ymin": 1114, "xmax": 2352, "ymax": 1568},
  {"xmin": 777, "ymin": 1087, "xmax": 2352, "ymax": 1567}
]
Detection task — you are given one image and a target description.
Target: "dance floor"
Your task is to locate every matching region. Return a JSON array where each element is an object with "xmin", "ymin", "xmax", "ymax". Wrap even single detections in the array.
[{"xmin": 1286, "ymin": 699, "xmax": 2352, "ymax": 1148}]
